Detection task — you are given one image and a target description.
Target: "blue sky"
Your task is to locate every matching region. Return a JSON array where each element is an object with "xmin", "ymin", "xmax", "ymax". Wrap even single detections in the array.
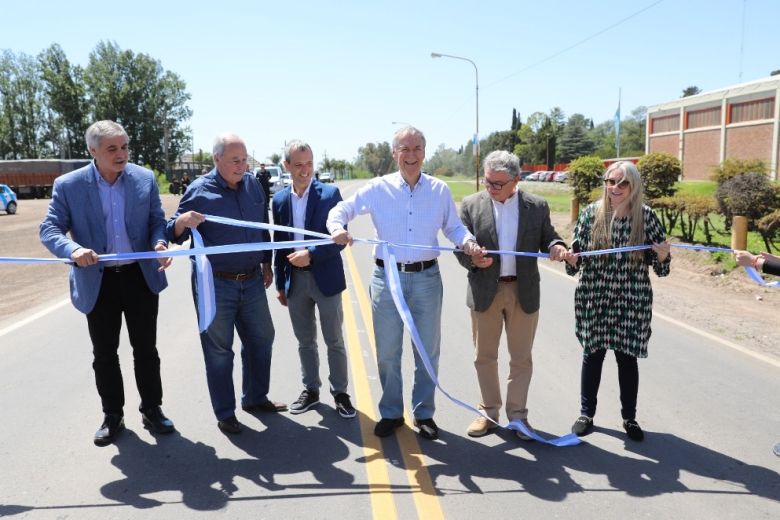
[{"xmin": 4, "ymin": 0, "xmax": 779, "ymax": 166}]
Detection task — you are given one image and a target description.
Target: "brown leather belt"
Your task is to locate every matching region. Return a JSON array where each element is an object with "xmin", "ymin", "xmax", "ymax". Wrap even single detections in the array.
[
  {"xmin": 375, "ymin": 258, "xmax": 437, "ymax": 273},
  {"xmin": 213, "ymin": 268, "xmax": 259, "ymax": 281},
  {"xmin": 498, "ymin": 275, "xmax": 517, "ymax": 282}
]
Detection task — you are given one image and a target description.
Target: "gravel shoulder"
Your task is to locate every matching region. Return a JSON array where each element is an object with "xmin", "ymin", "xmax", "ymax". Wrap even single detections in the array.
[{"xmin": 2, "ymin": 193, "xmax": 778, "ymax": 362}]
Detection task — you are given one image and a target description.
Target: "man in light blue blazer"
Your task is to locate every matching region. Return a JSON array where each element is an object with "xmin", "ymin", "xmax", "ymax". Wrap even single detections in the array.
[
  {"xmin": 40, "ymin": 120, "xmax": 175, "ymax": 446},
  {"xmin": 272, "ymin": 140, "xmax": 355, "ymax": 419}
]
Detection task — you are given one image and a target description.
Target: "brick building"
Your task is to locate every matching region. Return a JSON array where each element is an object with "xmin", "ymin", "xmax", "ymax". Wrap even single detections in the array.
[{"xmin": 646, "ymin": 76, "xmax": 780, "ymax": 181}]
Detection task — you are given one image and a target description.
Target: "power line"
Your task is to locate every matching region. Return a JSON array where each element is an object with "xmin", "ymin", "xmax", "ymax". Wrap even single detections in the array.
[{"xmin": 483, "ymin": 0, "xmax": 665, "ymax": 90}]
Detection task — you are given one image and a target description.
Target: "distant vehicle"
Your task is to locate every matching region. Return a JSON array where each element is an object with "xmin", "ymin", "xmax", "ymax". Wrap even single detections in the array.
[
  {"xmin": 526, "ymin": 172, "xmax": 541, "ymax": 181},
  {"xmin": 254, "ymin": 165, "xmax": 285, "ymax": 194},
  {"xmin": 282, "ymin": 173, "xmax": 292, "ymax": 187},
  {"xmin": 319, "ymin": 171, "xmax": 334, "ymax": 183},
  {"xmin": 0, "ymin": 184, "xmax": 18, "ymax": 214},
  {"xmin": 544, "ymin": 171, "xmax": 557, "ymax": 182},
  {"xmin": 0, "ymin": 159, "xmax": 90, "ymax": 199},
  {"xmin": 519, "ymin": 171, "xmax": 534, "ymax": 181},
  {"xmin": 554, "ymin": 171, "xmax": 568, "ymax": 183}
]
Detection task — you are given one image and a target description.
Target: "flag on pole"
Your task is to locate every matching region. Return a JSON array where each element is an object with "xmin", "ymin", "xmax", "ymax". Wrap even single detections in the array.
[{"xmin": 614, "ymin": 89, "xmax": 622, "ymax": 158}]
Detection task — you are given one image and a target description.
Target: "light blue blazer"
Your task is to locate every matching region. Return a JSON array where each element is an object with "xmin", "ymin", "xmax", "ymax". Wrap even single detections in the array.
[{"xmin": 39, "ymin": 162, "xmax": 168, "ymax": 314}]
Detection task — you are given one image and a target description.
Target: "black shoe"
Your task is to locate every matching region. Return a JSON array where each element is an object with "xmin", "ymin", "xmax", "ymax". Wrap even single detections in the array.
[
  {"xmin": 572, "ymin": 415, "xmax": 594, "ymax": 436},
  {"xmin": 94, "ymin": 414, "xmax": 125, "ymax": 446},
  {"xmin": 289, "ymin": 390, "xmax": 319, "ymax": 415},
  {"xmin": 374, "ymin": 417, "xmax": 404, "ymax": 437},
  {"xmin": 242, "ymin": 399, "xmax": 288, "ymax": 413},
  {"xmin": 414, "ymin": 418, "xmax": 439, "ymax": 440},
  {"xmin": 623, "ymin": 419, "xmax": 644, "ymax": 441},
  {"xmin": 334, "ymin": 393, "xmax": 356, "ymax": 419},
  {"xmin": 141, "ymin": 406, "xmax": 175, "ymax": 434},
  {"xmin": 217, "ymin": 416, "xmax": 242, "ymax": 434}
]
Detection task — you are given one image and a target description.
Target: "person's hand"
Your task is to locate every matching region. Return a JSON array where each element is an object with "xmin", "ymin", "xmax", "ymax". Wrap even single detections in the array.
[
  {"xmin": 548, "ymin": 244, "xmax": 567, "ymax": 262},
  {"xmin": 471, "ymin": 252, "xmax": 493, "ymax": 269},
  {"xmin": 262, "ymin": 263, "xmax": 273, "ymax": 288},
  {"xmin": 331, "ymin": 228, "xmax": 352, "ymax": 246},
  {"xmin": 277, "ymin": 290, "xmax": 288, "ymax": 307},
  {"xmin": 758, "ymin": 251, "xmax": 778, "ymax": 262},
  {"xmin": 461, "ymin": 239, "xmax": 482, "ymax": 257},
  {"xmin": 734, "ymin": 250, "xmax": 756, "ymax": 267},
  {"xmin": 71, "ymin": 247, "xmax": 99, "ymax": 267},
  {"xmin": 563, "ymin": 249, "xmax": 579, "ymax": 267},
  {"xmin": 651, "ymin": 240, "xmax": 671, "ymax": 263},
  {"xmin": 154, "ymin": 243, "xmax": 173, "ymax": 271},
  {"xmin": 287, "ymin": 250, "xmax": 311, "ymax": 267},
  {"xmin": 174, "ymin": 211, "xmax": 205, "ymax": 238}
]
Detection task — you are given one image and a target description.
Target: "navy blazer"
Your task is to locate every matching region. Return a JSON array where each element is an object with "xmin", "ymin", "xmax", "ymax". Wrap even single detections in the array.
[
  {"xmin": 272, "ymin": 180, "xmax": 346, "ymax": 297},
  {"xmin": 39, "ymin": 162, "xmax": 168, "ymax": 314}
]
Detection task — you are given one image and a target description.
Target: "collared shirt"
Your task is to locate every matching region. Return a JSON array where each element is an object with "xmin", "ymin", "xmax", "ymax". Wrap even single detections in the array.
[
  {"xmin": 291, "ymin": 181, "xmax": 312, "ymax": 250},
  {"xmin": 92, "ymin": 161, "xmax": 134, "ymax": 267},
  {"xmin": 326, "ymin": 172, "xmax": 474, "ymax": 263},
  {"xmin": 166, "ymin": 169, "xmax": 271, "ymax": 273},
  {"xmin": 491, "ymin": 190, "xmax": 520, "ymax": 277}
]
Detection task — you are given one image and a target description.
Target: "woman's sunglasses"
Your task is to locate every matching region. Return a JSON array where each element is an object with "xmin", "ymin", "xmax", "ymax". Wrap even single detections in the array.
[{"xmin": 604, "ymin": 178, "xmax": 630, "ymax": 189}]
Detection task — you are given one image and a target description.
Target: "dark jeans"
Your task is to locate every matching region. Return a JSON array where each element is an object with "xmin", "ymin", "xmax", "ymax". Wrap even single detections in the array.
[
  {"xmin": 580, "ymin": 348, "xmax": 638, "ymax": 420},
  {"xmin": 86, "ymin": 264, "xmax": 162, "ymax": 415}
]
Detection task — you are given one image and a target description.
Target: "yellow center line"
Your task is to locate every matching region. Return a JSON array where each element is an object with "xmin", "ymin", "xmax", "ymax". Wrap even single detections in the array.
[{"xmin": 344, "ymin": 246, "xmax": 444, "ymax": 520}]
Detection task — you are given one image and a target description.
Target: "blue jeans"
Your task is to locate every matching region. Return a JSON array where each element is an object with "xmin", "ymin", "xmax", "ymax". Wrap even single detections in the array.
[
  {"xmin": 193, "ymin": 274, "xmax": 275, "ymax": 420},
  {"xmin": 370, "ymin": 263, "xmax": 442, "ymax": 420}
]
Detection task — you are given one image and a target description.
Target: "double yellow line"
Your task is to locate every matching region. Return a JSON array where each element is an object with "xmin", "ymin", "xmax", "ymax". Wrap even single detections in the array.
[{"xmin": 341, "ymin": 246, "xmax": 444, "ymax": 520}]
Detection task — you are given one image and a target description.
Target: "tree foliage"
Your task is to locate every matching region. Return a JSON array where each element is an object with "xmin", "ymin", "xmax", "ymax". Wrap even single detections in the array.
[
  {"xmin": 0, "ymin": 42, "xmax": 192, "ymax": 170},
  {"xmin": 638, "ymin": 152, "xmax": 680, "ymax": 200},
  {"xmin": 355, "ymin": 141, "xmax": 393, "ymax": 176},
  {"xmin": 711, "ymin": 158, "xmax": 767, "ymax": 185},
  {"xmin": 558, "ymin": 113, "xmax": 595, "ymax": 162},
  {"xmin": 567, "ymin": 155, "xmax": 604, "ymax": 205},
  {"xmin": 715, "ymin": 172, "xmax": 780, "ymax": 238},
  {"xmin": 682, "ymin": 86, "xmax": 702, "ymax": 97}
]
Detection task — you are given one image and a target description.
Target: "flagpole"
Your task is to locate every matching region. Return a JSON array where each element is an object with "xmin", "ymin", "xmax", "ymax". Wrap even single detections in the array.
[{"xmin": 615, "ymin": 88, "xmax": 622, "ymax": 158}]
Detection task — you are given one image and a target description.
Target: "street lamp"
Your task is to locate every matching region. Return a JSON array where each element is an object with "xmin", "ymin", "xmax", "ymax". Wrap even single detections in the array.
[{"xmin": 431, "ymin": 52, "xmax": 480, "ymax": 191}]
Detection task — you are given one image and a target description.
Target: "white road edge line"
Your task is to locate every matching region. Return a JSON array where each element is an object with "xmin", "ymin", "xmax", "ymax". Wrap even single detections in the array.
[{"xmin": 539, "ymin": 262, "xmax": 780, "ymax": 369}]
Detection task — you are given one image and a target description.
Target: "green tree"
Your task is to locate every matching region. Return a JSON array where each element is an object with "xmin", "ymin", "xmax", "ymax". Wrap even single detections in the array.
[
  {"xmin": 425, "ymin": 144, "xmax": 465, "ymax": 177},
  {"xmin": 356, "ymin": 141, "xmax": 393, "ymax": 176},
  {"xmin": 37, "ymin": 44, "xmax": 88, "ymax": 158},
  {"xmin": 558, "ymin": 113, "xmax": 595, "ymax": 162},
  {"xmin": 568, "ymin": 155, "xmax": 604, "ymax": 205},
  {"xmin": 637, "ymin": 152, "xmax": 680, "ymax": 200},
  {"xmin": 268, "ymin": 153, "xmax": 281, "ymax": 165},
  {"xmin": 84, "ymin": 41, "xmax": 192, "ymax": 171},
  {"xmin": 711, "ymin": 158, "xmax": 767, "ymax": 185},
  {"xmin": 715, "ymin": 172, "xmax": 780, "ymax": 246},
  {"xmin": 682, "ymin": 86, "xmax": 701, "ymax": 97},
  {"xmin": 0, "ymin": 50, "xmax": 47, "ymax": 158}
]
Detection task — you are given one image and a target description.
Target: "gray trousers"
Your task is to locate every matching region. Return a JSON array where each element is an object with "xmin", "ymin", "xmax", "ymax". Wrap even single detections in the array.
[{"xmin": 287, "ymin": 270, "xmax": 348, "ymax": 395}]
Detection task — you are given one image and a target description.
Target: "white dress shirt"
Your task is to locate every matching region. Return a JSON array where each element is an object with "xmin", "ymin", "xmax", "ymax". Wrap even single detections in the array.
[
  {"xmin": 290, "ymin": 181, "xmax": 312, "ymax": 251},
  {"xmin": 327, "ymin": 172, "xmax": 474, "ymax": 263},
  {"xmin": 491, "ymin": 190, "xmax": 520, "ymax": 277}
]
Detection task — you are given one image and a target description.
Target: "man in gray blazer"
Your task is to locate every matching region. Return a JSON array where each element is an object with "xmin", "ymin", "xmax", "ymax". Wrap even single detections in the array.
[
  {"xmin": 40, "ymin": 120, "xmax": 174, "ymax": 446},
  {"xmin": 455, "ymin": 150, "xmax": 566, "ymax": 440}
]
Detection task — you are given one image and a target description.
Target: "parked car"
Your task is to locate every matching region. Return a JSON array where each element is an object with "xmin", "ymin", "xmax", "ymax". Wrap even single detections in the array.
[
  {"xmin": 554, "ymin": 171, "xmax": 568, "ymax": 183},
  {"xmin": 282, "ymin": 173, "xmax": 292, "ymax": 187},
  {"xmin": 544, "ymin": 171, "xmax": 557, "ymax": 182},
  {"xmin": 526, "ymin": 172, "xmax": 540, "ymax": 181},
  {"xmin": 0, "ymin": 183, "xmax": 17, "ymax": 214},
  {"xmin": 519, "ymin": 170, "xmax": 534, "ymax": 181},
  {"xmin": 319, "ymin": 171, "xmax": 334, "ymax": 183}
]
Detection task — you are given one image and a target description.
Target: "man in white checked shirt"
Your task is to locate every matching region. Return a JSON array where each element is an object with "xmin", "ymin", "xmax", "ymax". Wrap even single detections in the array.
[{"xmin": 327, "ymin": 126, "xmax": 483, "ymax": 440}]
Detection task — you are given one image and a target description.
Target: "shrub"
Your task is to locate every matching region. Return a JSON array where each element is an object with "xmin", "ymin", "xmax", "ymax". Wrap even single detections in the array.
[
  {"xmin": 711, "ymin": 158, "xmax": 767, "ymax": 185},
  {"xmin": 678, "ymin": 194, "xmax": 717, "ymax": 243},
  {"xmin": 567, "ymin": 155, "xmax": 604, "ymax": 205},
  {"xmin": 638, "ymin": 152, "xmax": 680, "ymax": 200},
  {"xmin": 715, "ymin": 172, "xmax": 779, "ymax": 234},
  {"xmin": 757, "ymin": 209, "xmax": 780, "ymax": 252}
]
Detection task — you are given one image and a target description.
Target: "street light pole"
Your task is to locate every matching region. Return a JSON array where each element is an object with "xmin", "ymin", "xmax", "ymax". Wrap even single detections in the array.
[{"xmin": 431, "ymin": 52, "xmax": 480, "ymax": 191}]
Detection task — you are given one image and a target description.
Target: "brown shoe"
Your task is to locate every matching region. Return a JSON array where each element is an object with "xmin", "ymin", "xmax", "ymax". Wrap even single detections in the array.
[{"xmin": 466, "ymin": 416, "xmax": 497, "ymax": 438}]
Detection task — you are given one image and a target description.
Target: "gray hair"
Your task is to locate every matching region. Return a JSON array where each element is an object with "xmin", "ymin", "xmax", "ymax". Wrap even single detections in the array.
[
  {"xmin": 392, "ymin": 126, "xmax": 426, "ymax": 150},
  {"xmin": 212, "ymin": 133, "xmax": 244, "ymax": 157},
  {"xmin": 284, "ymin": 140, "xmax": 312, "ymax": 162},
  {"xmin": 483, "ymin": 150, "xmax": 520, "ymax": 178},
  {"xmin": 85, "ymin": 120, "xmax": 128, "ymax": 150}
]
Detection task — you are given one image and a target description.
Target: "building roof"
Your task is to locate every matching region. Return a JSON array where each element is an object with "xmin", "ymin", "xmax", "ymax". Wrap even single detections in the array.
[{"xmin": 648, "ymin": 75, "xmax": 780, "ymax": 115}]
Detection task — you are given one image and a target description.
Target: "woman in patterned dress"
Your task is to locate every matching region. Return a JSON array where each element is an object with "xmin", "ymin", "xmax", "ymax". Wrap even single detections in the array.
[{"xmin": 563, "ymin": 161, "xmax": 671, "ymax": 441}]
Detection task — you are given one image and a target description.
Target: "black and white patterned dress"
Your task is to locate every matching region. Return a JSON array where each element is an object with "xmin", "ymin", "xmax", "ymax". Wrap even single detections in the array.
[{"xmin": 566, "ymin": 203, "xmax": 671, "ymax": 358}]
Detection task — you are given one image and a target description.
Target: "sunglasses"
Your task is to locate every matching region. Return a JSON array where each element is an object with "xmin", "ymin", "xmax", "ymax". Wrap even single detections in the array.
[{"xmin": 604, "ymin": 178, "xmax": 631, "ymax": 189}]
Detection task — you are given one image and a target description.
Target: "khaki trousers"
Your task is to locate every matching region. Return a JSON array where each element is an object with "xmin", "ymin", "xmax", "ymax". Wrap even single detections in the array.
[{"xmin": 471, "ymin": 281, "xmax": 539, "ymax": 421}]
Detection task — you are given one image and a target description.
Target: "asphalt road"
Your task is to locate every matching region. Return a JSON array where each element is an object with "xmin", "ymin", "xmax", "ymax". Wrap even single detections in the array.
[{"xmin": 0, "ymin": 180, "xmax": 778, "ymax": 519}]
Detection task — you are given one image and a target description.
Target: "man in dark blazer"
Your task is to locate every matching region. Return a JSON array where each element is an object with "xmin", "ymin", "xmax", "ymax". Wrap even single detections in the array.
[
  {"xmin": 272, "ymin": 140, "xmax": 355, "ymax": 418},
  {"xmin": 40, "ymin": 120, "xmax": 175, "ymax": 446},
  {"xmin": 456, "ymin": 150, "xmax": 566, "ymax": 440}
]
